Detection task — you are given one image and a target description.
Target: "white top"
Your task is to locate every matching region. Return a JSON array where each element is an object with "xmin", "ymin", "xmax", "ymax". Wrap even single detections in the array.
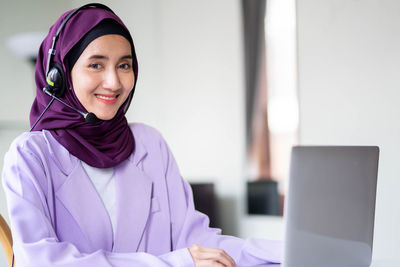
[{"xmin": 81, "ymin": 161, "xmax": 116, "ymax": 240}]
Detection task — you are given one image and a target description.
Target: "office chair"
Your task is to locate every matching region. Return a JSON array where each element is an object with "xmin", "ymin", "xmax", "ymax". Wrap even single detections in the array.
[
  {"xmin": 0, "ymin": 214, "xmax": 13, "ymax": 267},
  {"xmin": 190, "ymin": 182, "xmax": 218, "ymax": 228}
]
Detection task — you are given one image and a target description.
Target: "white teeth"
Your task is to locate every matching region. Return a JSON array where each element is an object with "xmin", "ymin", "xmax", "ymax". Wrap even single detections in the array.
[{"xmin": 96, "ymin": 95, "xmax": 116, "ymax": 100}]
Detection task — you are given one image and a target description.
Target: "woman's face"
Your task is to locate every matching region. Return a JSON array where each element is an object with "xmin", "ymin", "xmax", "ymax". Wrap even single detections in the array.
[{"xmin": 71, "ymin": 34, "xmax": 134, "ymax": 121}]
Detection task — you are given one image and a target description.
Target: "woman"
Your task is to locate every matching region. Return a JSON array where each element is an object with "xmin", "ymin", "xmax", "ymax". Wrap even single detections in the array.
[{"xmin": 2, "ymin": 4, "xmax": 282, "ymax": 267}]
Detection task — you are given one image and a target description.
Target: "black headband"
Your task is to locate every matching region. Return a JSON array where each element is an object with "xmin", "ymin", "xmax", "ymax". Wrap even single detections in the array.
[{"xmin": 67, "ymin": 18, "xmax": 132, "ymax": 71}]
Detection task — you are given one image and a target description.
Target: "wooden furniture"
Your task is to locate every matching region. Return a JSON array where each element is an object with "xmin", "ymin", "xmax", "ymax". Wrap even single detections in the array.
[{"xmin": 0, "ymin": 214, "xmax": 13, "ymax": 267}]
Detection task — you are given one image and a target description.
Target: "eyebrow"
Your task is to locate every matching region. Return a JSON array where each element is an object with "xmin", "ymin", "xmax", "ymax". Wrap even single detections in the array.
[{"xmin": 88, "ymin": 55, "xmax": 133, "ymax": 60}]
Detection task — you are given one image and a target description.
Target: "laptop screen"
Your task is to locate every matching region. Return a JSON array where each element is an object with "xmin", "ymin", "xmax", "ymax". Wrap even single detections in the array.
[{"xmin": 283, "ymin": 146, "xmax": 379, "ymax": 267}]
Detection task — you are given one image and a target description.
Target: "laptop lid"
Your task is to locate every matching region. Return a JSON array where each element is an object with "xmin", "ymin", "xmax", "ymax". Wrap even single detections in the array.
[{"xmin": 283, "ymin": 146, "xmax": 379, "ymax": 267}]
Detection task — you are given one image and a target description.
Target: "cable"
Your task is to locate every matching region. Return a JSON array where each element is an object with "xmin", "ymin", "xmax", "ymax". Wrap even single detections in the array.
[{"xmin": 30, "ymin": 97, "xmax": 55, "ymax": 132}]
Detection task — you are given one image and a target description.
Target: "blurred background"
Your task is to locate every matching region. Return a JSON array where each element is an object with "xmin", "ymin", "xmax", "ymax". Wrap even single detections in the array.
[{"xmin": 1, "ymin": 0, "xmax": 400, "ymax": 266}]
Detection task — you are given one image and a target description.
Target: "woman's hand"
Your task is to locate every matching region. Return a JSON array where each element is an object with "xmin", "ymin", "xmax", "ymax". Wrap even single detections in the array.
[{"xmin": 188, "ymin": 244, "xmax": 237, "ymax": 267}]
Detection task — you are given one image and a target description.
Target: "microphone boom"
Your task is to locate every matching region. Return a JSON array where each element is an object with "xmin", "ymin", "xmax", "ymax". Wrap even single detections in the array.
[{"xmin": 42, "ymin": 86, "xmax": 100, "ymax": 124}]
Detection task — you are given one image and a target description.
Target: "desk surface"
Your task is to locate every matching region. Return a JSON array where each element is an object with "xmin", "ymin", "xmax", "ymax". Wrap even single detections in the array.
[{"xmin": 245, "ymin": 260, "xmax": 400, "ymax": 267}]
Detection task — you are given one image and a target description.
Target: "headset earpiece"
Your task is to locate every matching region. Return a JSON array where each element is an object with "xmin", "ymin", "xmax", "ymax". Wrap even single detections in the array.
[{"xmin": 46, "ymin": 63, "xmax": 66, "ymax": 97}]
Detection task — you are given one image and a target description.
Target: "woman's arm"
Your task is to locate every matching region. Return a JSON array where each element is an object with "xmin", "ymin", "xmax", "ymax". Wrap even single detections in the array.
[{"xmin": 159, "ymin": 135, "xmax": 283, "ymax": 266}]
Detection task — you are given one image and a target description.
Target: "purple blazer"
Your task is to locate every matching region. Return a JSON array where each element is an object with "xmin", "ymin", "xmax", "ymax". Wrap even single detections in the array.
[{"xmin": 2, "ymin": 123, "xmax": 282, "ymax": 266}]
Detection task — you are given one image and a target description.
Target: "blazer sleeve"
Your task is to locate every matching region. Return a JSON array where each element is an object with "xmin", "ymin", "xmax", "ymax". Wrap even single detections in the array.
[
  {"xmin": 159, "ymin": 136, "xmax": 283, "ymax": 266},
  {"xmin": 2, "ymin": 140, "xmax": 194, "ymax": 267}
]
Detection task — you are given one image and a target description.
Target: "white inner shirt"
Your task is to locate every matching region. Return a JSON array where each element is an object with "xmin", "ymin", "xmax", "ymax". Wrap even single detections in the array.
[{"xmin": 81, "ymin": 161, "xmax": 116, "ymax": 239}]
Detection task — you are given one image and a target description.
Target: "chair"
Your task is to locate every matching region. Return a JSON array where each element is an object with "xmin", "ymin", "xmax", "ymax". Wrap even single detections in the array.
[
  {"xmin": 247, "ymin": 180, "xmax": 281, "ymax": 215},
  {"xmin": 0, "ymin": 214, "xmax": 13, "ymax": 267},
  {"xmin": 190, "ymin": 182, "xmax": 218, "ymax": 228}
]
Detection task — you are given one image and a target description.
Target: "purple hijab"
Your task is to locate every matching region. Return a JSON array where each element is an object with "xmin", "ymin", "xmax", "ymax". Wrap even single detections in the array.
[{"xmin": 30, "ymin": 7, "xmax": 138, "ymax": 168}]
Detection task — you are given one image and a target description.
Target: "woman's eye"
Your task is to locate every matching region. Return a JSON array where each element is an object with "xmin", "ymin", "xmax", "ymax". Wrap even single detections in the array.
[
  {"xmin": 89, "ymin": 63, "xmax": 101, "ymax": 69},
  {"xmin": 119, "ymin": 63, "xmax": 131, "ymax": 70}
]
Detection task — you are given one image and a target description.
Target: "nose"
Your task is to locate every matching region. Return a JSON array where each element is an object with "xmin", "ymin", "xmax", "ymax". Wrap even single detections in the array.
[{"xmin": 103, "ymin": 68, "xmax": 121, "ymax": 91}]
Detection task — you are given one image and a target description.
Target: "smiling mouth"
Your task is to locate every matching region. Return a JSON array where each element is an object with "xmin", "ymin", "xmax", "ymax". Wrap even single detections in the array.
[{"xmin": 95, "ymin": 94, "xmax": 119, "ymax": 104}]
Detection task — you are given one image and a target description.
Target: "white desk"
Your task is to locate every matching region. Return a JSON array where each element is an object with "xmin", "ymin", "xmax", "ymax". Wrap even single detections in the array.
[{"xmin": 246, "ymin": 260, "xmax": 400, "ymax": 267}]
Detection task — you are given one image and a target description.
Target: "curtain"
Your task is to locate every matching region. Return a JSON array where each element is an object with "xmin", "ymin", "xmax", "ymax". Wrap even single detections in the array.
[{"xmin": 242, "ymin": 0, "xmax": 271, "ymax": 179}]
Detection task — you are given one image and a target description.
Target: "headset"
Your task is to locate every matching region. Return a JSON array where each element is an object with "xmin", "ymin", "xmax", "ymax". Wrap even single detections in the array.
[
  {"xmin": 45, "ymin": 3, "xmax": 114, "ymax": 97},
  {"xmin": 30, "ymin": 3, "xmax": 115, "ymax": 131}
]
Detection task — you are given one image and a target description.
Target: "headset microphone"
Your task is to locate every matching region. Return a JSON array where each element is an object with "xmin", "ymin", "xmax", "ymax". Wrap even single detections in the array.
[{"xmin": 42, "ymin": 86, "xmax": 100, "ymax": 124}]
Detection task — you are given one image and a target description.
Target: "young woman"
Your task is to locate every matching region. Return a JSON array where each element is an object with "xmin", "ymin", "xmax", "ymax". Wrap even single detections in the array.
[{"xmin": 2, "ymin": 4, "xmax": 282, "ymax": 267}]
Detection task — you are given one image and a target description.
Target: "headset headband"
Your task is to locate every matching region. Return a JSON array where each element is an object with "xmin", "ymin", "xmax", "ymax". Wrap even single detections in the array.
[{"xmin": 45, "ymin": 3, "xmax": 115, "ymax": 75}]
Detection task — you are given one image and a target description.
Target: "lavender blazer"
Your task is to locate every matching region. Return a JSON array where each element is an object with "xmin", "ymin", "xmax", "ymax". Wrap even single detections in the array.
[{"xmin": 2, "ymin": 123, "xmax": 282, "ymax": 266}]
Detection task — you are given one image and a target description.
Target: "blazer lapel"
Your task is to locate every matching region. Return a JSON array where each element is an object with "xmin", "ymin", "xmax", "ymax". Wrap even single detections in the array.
[
  {"xmin": 113, "ymin": 159, "xmax": 153, "ymax": 252},
  {"xmin": 56, "ymin": 163, "xmax": 114, "ymax": 251},
  {"xmin": 52, "ymin": 126, "xmax": 152, "ymax": 253}
]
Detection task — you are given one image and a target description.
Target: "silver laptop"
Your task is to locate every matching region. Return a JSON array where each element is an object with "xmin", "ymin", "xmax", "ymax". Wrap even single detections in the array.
[{"xmin": 283, "ymin": 146, "xmax": 379, "ymax": 267}]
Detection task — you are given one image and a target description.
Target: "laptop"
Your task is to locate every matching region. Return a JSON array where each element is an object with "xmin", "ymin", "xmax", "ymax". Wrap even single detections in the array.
[{"xmin": 283, "ymin": 146, "xmax": 379, "ymax": 267}]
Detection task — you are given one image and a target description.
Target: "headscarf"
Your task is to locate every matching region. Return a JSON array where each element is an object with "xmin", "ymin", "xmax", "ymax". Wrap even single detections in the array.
[{"xmin": 30, "ymin": 6, "xmax": 138, "ymax": 168}]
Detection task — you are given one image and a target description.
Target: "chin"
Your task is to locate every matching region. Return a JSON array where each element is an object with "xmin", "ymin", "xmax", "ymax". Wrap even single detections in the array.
[
  {"xmin": 94, "ymin": 112, "xmax": 118, "ymax": 121},
  {"xmin": 99, "ymin": 115, "xmax": 117, "ymax": 121}
]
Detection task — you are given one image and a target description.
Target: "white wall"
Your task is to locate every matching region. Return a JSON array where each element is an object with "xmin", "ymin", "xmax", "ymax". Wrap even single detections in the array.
[
  {"xmin": 0, "ymin": 0, "xmax": 70, "ymax": 122},
  {"xmin": 0, "ymin": 1, "xmax": 246, "ymax": 265},
  {"xmin": 297, "ymin": 0, "xmax": 400, "ymax": 261}
]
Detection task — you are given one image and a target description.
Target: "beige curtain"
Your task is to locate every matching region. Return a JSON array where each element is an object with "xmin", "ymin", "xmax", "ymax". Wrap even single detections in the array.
[{"xmin": 242, "ymin": 0, "xmax": 271, "ymax": 179}]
